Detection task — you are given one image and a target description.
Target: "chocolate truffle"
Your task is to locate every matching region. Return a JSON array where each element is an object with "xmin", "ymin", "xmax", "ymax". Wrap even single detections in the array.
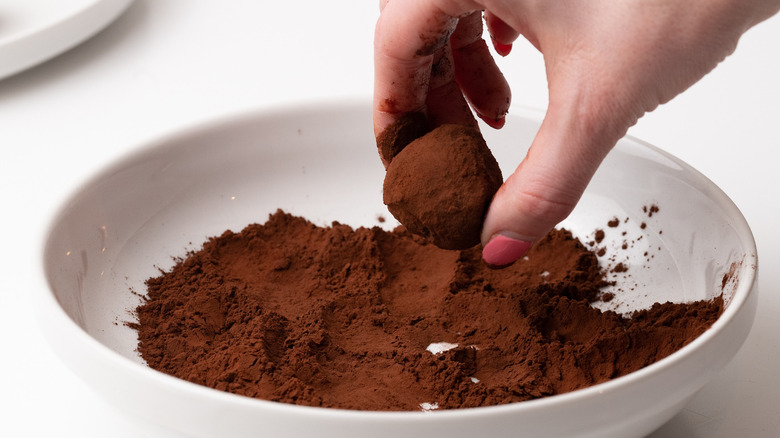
[
  {"xmin": 383, "ymin": 124, "xmax": 503, "ymax": 250},
  {"xmin": 376, "ymin": 111, "xmax": 429, "ymax": 166}
]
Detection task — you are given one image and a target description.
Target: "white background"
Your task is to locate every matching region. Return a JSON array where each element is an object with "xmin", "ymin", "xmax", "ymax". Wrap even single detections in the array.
[{"xmin": 1, "ymin": 1, "xmax": 779, "ymax": 436}]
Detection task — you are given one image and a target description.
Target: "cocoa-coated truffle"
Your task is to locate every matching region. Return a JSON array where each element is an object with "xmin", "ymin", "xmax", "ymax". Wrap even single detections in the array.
[
  {"xmin": 383, "ymin": 124, "xmax": 503, "ymax": 250},
  {"xmin": 376, "ymin": 111, "xmax": 429, "ymax": 166}
]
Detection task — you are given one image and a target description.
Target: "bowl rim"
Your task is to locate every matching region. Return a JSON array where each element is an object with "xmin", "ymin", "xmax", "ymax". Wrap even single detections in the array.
[{"xmin": 36, "ymin": 99, "xmax": 758, "ymax": 421}]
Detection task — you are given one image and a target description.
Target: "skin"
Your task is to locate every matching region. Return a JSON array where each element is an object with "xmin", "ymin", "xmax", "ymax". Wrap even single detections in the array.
[{"xmin": 373, "ymin": 0, "xmax": 780, "ymax": 266}]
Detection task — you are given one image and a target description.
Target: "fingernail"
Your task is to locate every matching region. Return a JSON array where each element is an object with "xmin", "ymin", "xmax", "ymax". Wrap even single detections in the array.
[
  {"xmin": 482, "ymin": 234, "xmax": 532, "ymax": 268},
  {"xmin": 477, "ymin": 112, "xmax": 506, "ymax": 129},
  {"xmin": 491, "ymin": 37, "xmax": 512, "ymax": 56}
]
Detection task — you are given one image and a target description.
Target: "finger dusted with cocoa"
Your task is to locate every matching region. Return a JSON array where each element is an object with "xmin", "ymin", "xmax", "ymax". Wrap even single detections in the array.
[{"xmin": 450, "ymin": 11, "xmax": 511, "ymax": 128}]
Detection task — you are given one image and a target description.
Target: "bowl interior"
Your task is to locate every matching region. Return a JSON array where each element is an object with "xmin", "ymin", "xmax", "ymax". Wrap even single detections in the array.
[{"xmin": 43, "ymin": 102, "xmax": 755, "ymax": 369}]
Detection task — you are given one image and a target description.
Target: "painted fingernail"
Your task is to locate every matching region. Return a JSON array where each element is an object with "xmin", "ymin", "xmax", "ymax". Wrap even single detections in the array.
[
  {"xmin": 482, "ymin": 234, "xmax": 532, "ymax": 268},
  {"xmin": 491, "ymin": 37, "xmax": 512, "ymax": 57},
  {"xmin": 477, "ymin": 112, "xmax": 506, "ymax": 129}
]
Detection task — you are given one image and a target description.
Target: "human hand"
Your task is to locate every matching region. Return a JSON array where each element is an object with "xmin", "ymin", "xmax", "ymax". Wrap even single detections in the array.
[{"xmin": 373, "ymin": 0, "xmax": 779, "ymax": 267}]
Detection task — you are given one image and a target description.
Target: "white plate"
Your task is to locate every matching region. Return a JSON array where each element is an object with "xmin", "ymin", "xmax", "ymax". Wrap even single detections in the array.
[{"xmin": 0, "ymin": 0, "xmax": 134, "ymax": 80}]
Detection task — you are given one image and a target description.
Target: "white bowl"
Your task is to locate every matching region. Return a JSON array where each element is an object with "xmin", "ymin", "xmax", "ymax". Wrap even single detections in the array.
[{"xmin": 37, "ymin": 100, "xmax": 758, "ymax": 438}]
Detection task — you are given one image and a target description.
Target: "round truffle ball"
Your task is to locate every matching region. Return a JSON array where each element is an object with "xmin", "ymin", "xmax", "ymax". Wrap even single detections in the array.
[{"xmin": 383, "ymin": 124, "xmax": 503, "ymax": 250}]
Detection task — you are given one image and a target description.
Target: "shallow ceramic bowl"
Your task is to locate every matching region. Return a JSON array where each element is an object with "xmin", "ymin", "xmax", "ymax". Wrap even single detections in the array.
[{"xmin": 37, "ymin": 100, "xmax": 758, "ymax": 438}]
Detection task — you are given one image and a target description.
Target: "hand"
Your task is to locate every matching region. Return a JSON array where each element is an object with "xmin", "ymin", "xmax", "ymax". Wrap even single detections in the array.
[{"xmin": 373, "ymin": 0, "xmax": 779, "ymax": 267}]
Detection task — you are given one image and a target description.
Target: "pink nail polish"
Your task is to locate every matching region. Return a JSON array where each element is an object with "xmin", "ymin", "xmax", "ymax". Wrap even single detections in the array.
[
  {"xmin": 491, "ymin": 37, "xmax": 512, "ymax": 56},
  {"xmin": 482, "ymin": 235, "xmax": 532, "ymax": 268},
  {"xmin": 477, "ymin": 113, "xmax": 506, "ymax": 129}
]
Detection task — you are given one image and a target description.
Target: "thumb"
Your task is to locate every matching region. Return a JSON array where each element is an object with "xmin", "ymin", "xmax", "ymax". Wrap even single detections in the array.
[{"xmin": 480, "ymin": 99, "xmax": 629, "ymax": 267}]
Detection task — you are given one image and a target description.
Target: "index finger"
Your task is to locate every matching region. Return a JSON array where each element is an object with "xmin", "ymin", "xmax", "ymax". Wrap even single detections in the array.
[{"xmin": 373, "ymin": 0, "xmax": 477, "ymax": 136}]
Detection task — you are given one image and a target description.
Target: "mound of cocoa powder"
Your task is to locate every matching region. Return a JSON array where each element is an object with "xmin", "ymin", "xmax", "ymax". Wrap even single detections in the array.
[{"xmin": 130, "ymin": 210, "xmax": 722, "ymax": 411}]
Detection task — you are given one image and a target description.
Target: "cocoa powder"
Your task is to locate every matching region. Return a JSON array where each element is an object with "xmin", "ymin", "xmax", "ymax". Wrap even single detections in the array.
[{"xmin": 130, "ymin": 210, "xmax": 722, "ymax": 411}]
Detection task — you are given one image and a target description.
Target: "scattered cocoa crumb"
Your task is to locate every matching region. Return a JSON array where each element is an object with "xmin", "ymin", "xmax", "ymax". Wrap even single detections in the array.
[
  {"xmin": 612, "ymin": 262, "xmax": 629, "ymax": 273},
  {"xmin": 643, "ymin": 204, "xmax": 660, "ymax": 217}
]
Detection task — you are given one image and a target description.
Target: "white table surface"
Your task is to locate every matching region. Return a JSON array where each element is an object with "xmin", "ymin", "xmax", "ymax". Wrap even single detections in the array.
[{"xmin": 2, "ymin": 1, "xmax": 779, "ymax": 436}]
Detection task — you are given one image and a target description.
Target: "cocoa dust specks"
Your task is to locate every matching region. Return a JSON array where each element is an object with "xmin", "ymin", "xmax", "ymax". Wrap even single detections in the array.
[{"xmin": 587, "ymin": 204, "xmax": 664, "ymax": 295}]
